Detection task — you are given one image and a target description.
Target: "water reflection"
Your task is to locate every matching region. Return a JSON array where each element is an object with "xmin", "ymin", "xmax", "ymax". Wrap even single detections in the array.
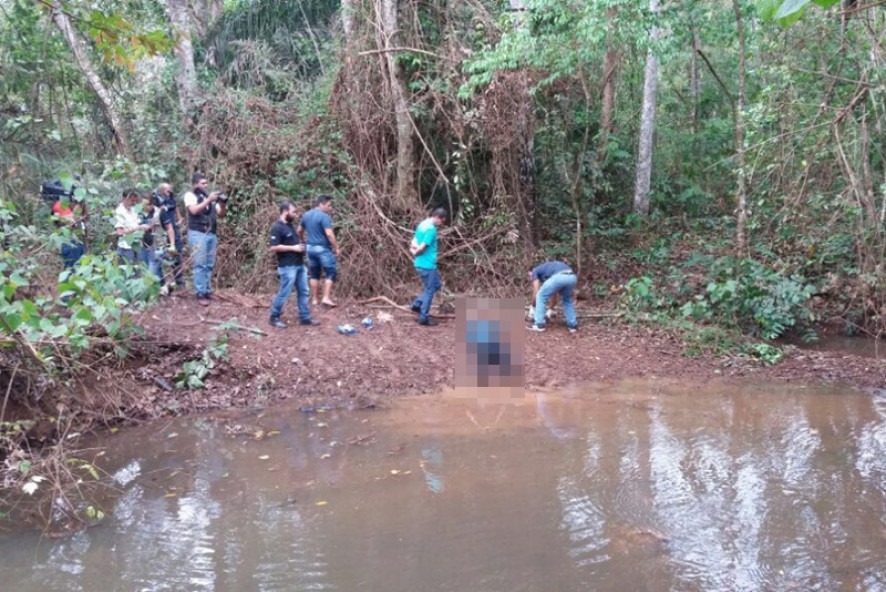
[{"xmin": 2, "ymin": 382, "xmax": 886, "ymax": 592}]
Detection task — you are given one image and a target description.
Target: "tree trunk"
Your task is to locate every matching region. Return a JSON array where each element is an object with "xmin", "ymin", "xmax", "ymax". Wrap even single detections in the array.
[
  {"xmin": 378, "ymin": 0, "xmax": 415, "ymax": 209},
  {"xmin": 733, "ymin": 0, "xmax": 748, "ymax": 255},
  {"xmin": 341, "ymin": 0, "xmax": 356, "ymax": 44},
  {"xmin": 164, "ymin": 0, "xmax": 198, "ymax": 125},
  {"xmin": 690, "ymin": 24, "xmax": 701, "ymax": 133},
  {"xmin": 632, "ymin": 0, "xmax": 660, "ymax": 216},
  {"xmin": 188, "ymin": 0, "xmax": 224, "ymax": 35},
  {"xmin": 597, "ymin": 7, "xmax": 619, "ymax": 160},
  {"xmin": 49, "ymin": 3, "xmax": 133, "ymax": 159}
]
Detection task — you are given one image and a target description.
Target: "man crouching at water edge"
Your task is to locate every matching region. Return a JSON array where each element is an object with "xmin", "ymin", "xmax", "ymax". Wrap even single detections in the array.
[
  {"xmin": 268, "ymin": 200, "xmax": 319, "ymax": 329},
  {"xmin": 410, "ymin": 207, "xmax": 448, "ymax": 327},
  {"xmin": 528, "ymin": 260, "xmax": 578, "ymax": 334}
]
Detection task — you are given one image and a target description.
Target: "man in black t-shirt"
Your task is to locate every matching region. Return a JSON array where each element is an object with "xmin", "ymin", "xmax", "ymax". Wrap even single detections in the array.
[{"xmin": 268, "ymin": 200, "xmax": 318, "ymax": 329}]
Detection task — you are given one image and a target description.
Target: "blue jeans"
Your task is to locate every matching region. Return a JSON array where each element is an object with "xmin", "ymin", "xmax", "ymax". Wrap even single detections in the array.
[
  {"xmin": 307, "ymin": 245, "xmax": 337, "ymax": 281},
  {"xmin": 60, "ymin": 241, "xmax": 85, "ymax": 268},
  {"xmin": 270, "ymin": 265, "xmax": 311, "ymax": 321},
  {"xmin": 413, "ymin": 267, "xmax": 441, "ymax": 322},
  {"xmin": 188, "ymin": 230, "xmax": 218, "ymax": 297},
  {"xmin": 139, "ymin": 247, "xmax": 163, "ymax": 283},
  {"xmin": 535, "ymin": 272, "xmax": 577, "ymax": 329}
]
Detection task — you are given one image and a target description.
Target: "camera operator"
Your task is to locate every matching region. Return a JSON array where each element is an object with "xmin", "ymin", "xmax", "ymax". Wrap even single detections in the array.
[
  {"xmin": 183, "ymin": 172, "xmax": 228, "ymax": 306},
  {"xmin": 52, "ymin": 192, "xmax": 89, "ymax": 268},
  {"xmin": 153, "ymin": 182, "xmax": 185, "ymax": 291}
]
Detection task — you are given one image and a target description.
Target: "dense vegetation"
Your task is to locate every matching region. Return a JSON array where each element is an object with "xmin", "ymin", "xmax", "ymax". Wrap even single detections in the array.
[{"xmin": 0, "ymin": 0, "xmax": 884, "ymax": 517}]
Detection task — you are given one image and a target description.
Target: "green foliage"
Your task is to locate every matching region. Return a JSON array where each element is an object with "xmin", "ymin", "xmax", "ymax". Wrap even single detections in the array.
[
  {"xmin": 756, "ymin": 0, "xmax": 841, "ymax": 24},
  {"xmin": 176, "ymin": 333, "xmax": 230, "ymax": 390},
  {"xmin": 679, "ymin": 257, "xmax": 817, "ymax": 340},
  {"xmin": 0, "ymin": 197, "xmax": 159, "ymax": 369}
]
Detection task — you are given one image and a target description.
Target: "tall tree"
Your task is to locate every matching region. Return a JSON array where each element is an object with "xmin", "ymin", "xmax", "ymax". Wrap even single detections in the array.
[
  {"xmin": 597, "ymin": 6, "xmax": 619, "ymax": 160},
  {"xmin": 378, "ymin": 0, "xmax": 415, "ymax": 208},
  {"xmin": 733, "ymin": 0, "xmax": 748, "ymax": 255},
  {"xmin": 49, "ymin": 2, "xmax": 132, "ymax": 159},
  {"xmin": 164, "ymin": 0, "xmax": 198, "ymax": 124},
  {"xmin": 633, "ymin": 0, "xmax": 660, "ymax": 216}
]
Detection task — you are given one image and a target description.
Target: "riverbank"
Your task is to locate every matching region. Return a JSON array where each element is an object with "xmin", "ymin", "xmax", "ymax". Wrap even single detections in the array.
[{"xmin": 133, "ymin": 290, "xmax": 885, "ymax": 411}]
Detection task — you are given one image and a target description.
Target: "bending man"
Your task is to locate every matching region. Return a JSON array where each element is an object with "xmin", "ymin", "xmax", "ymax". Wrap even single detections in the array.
[{"xmin": 528, "ymin": 260, "xmax": 578, "ymax": 333}]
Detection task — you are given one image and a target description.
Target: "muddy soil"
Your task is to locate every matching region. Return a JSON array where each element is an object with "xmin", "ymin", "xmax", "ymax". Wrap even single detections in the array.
[{"xmin": 119, "ymin": 289, "xmax": 886, "ymax": 420}]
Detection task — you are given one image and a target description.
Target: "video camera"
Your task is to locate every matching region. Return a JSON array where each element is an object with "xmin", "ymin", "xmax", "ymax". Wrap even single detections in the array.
[
  {"xmin": 215, "ymin": 191, "xmax": 229, "ymax": 203},
  {"xmin": 40, "ymin": 180, "xmax": 75, "ymax": 205}
]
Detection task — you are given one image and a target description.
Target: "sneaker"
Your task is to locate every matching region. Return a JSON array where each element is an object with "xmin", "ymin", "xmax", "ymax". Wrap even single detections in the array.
[
  {"xmin": 269, "ymin": 317, "xmax": 288, "ymax": 329},
  {"xmin": 527, "ymin": 324, "xmax": 546, "ymax": 332},
  {"xmin": 299, "ymin": 319, "xmax": 320, "ymax": 326},
  {"xmin": 418, "ymin": 318, "xmax": 439, "ymax": 326},
  {"xmin": 410, "ymin": 304, "xmax": 422, "ymax": 314},
  {"xmin": 197, "ymin": 295, "xmax": 210, "ymax": 307},
  {"xmin": 160, "ymin": 285, "xmax": 170, "ymax": 297},
  {"xmin": 568, "ymin": 327, "xmax": 578, "ymax": 334}
]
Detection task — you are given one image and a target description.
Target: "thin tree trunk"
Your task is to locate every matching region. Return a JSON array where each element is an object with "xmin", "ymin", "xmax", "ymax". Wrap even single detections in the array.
[
  {"xmin": 633, "ymin": 0, "xmax": 660, "ymax": 216},
  {"xmin": 342, "ymin": 0, "xmax": 356, "ymax": 44},
  {"xmin": 733, "ymin": 0, "xmax": 748, "ymax": 255},
  {"xmin": 598, "ymin": 7, "xmax": 619, "ymax": 160},
  {"xmin": 379, "ymin": 0, "xmax": 415, "ymax": 209},
  {"xmin": 690, "ymin": 24, "xmax": 701, "ymax": 133},
  {"xmin": 49, "ymin": 3, "xmax": 132, "ymax": 159},
  {"xmin": 165, "ymin": 0, "xmax": 198, "ymax": 125}
]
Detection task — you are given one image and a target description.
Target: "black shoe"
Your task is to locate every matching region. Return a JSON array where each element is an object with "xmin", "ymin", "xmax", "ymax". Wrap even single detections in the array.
[
  {"xmin": 269, "ymin": 317, "xmax": 288, "ymax": 329},
  {"xmin": 411, "ymin": 304, "xmax": 421, "ymax": 314},
  {"xmin": 299, "ymin": 319, "xmax": 320, "ymax": 326},
  {"xmin": 418, "ymin": 318, "xmax": 439, "ymax": 326}
]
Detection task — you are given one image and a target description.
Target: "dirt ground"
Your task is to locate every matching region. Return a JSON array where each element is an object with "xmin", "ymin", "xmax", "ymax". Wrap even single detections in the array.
[{"xmin": 120, "ymin": 289, "xmax": 886, "ymax": 419}]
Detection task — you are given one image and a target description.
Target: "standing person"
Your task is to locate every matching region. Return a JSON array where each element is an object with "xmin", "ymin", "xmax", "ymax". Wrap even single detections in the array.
[
  {"xmin": 138, "ymin": 193, "xmax": 164, "ymax": 286},
  {"xmin": 153, "ymin": 182, "xmax": 185, "ymax": 291},
  {"xmin": 183, "ymin": 172, "xmax": 228, "ymax": 307},
  {"xmin": 297, "ymin": 195, "xmax": 340, "ymax": 308},
  {"xmin": 410, "ymin": 208, "xmax": 448, "ymax": 327},
  {"xmin": 268, "ymin": 201, "xmax": 318, "ymax": 329},
  {"xmin": 114, "ymin": 189, "xmax": 151, "ymax": 271},
  {"xmin": 528, "ymin": 260, "xmax": 578, "ymax": 333},
  {"xmin": 52, "ymin": 193, "xmax": 88, "ymax": 268}
]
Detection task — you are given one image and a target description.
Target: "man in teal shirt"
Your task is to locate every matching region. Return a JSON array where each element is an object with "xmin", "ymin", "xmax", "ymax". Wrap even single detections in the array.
[{"xmin": 410, "ymin": 208, "xmax": 448, "ymax": 326}]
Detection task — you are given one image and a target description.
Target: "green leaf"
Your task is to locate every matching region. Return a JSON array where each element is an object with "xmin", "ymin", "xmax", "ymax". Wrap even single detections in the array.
[
  {"xmin": 4, "ymin": 313, "xmax": 22, "ymax": 332},
  {"xmin": 775, "ymin": 0, "xmax": 810, "ymax": 20},
  {"xmin": 810, "ymin": 0, "xmax": 840, "ymax": 6},
  {"xmin": 18, "ymin": 459, "xmax": 32, "ymax": 475}
]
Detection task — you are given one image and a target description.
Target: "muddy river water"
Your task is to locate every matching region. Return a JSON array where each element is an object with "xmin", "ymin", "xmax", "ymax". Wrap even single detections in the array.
[{"xmin": 2, "ymin": 379, "xmax": 885, "ymax": 591}]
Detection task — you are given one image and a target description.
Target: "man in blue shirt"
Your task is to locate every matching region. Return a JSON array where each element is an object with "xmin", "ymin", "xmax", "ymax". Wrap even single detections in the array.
[
  {"xmin": 298, "ymin": 195, "xmax": 340, "ymax": 308},
  {"xmin": 410, "ymin": 208, "xmax": 448, "ymax": 326},
  {"xmin": 528, "ymin": 260, "xmax": 578, "ymax": 333}
]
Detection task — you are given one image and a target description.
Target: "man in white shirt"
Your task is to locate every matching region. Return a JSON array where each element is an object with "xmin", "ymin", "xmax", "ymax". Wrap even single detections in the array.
[{"xmin": 183, "ymin": 172, "xmax": 228, "ymax": 306}]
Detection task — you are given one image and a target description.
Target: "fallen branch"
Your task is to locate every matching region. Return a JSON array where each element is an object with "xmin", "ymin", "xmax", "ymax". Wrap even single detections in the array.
[
  {"xmin": 357, "ymin": 296, "xmax": 456, "ymax": 319},
  {"xmin": 204, "ymin": 318, "xmax": 269, "ymax": 336}
]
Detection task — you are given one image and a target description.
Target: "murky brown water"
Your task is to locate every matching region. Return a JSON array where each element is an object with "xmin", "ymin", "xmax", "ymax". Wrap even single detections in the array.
[{"xmin": 2, "ymin": 380, "xmax": 886, "ymax": 591}]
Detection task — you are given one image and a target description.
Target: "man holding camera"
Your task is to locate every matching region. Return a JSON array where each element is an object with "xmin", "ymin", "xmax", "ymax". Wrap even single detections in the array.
[
  {"xmin": 183, "ymin": 172, "xmax": 228, "ymax": 306},
  {"xmin": 153, "ymin": 182, "xmax": 185, "ymax": 291}
]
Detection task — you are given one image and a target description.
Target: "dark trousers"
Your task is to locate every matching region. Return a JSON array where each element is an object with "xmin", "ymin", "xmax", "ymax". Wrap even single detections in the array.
[{"xmin": 412, "ymin": 267, "xmax": 441, "ymax": 322}]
